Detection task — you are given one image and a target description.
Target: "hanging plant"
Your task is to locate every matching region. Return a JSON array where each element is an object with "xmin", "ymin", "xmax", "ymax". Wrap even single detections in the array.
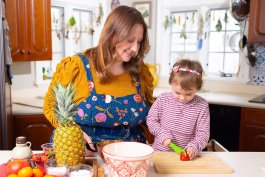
[
  {"xmin": 96, "ymin": 3, "xmax": 104, "ymax": 26},
  {"xmin": 164, "ymin": 15, "xmax": 170, "ymax": 30},
  {"xmin": 65, "ymin": 16, "xmax": 76, "ymax": 39},
  {"xmin": 164, "ymin": 15, "xmax": 177, "ymax": 30},
  {"xmin": 215, "ymin": 18, "xmax": 222, "ymax": 32},
  {"xmin": 191, "ymin": 12, "xmax": 195, "ymax": 25},
  {"xmin": 178, "ymin": 15, "xmax": 181, "ymax": 26},
  {"xmin": 223, "ymin": 12, "xmax": 228, "ymax": 23},
  {"xmin": 172, "ymin": 16, "xmax": 176, "ymax": 25},
  {"xmin": 69, "ymin": 16, "xmax": 76, "ymax": 27},
  {"xmin": 198, "ymin": 15, "xmax": 204, "ymax": 38},
  {"xmin": 180, "ymin": 22, "xmax": 187, "ymax": 39}
]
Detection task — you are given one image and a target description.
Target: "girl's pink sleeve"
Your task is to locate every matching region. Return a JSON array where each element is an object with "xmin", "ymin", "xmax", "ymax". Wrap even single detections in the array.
[{"xmin": 147, "ymin": 95, "xmax": 173, "ymax": 145}]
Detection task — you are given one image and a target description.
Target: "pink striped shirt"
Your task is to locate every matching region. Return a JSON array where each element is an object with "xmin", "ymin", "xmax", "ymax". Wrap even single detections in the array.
[{"xmin": 147, "ymin": 92, "xmax": 210, "ymax": 153}]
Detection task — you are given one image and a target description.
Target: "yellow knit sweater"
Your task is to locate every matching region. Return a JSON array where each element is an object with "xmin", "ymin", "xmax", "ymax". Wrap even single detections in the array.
[{"xmin": 43, "ymin": 53, "xmax": 154, "ymax": 127}]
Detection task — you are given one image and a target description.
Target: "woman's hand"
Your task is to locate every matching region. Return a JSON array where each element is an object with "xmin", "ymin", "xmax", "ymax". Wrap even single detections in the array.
[
  {"xmin": 186, "ymin": 146, "xmax": 196, "ymax": 159},
  {"xmin": 162, "ymin": 139, "xmax": 172, "ymax": 147},
  {"xmin": 83, "ymin": 131, "xmax": 96, "ymax": 151}
]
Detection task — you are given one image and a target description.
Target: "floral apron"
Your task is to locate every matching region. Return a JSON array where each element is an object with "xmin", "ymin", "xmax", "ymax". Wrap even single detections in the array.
[{"xmin": 74, "ymin": 53, "xmax": 149, "ymax": 143}]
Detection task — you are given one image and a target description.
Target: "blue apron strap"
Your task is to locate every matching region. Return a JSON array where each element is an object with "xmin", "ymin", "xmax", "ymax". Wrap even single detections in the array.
[{"xmin": 77, "ymin": 53, "xmax": 96, "ymax": 94}]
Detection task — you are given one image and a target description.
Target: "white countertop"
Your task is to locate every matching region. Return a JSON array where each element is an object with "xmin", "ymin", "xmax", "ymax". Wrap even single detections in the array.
[
  {"xmin": 154, "ymin": 87, "xmax": 265, "ymax": 109},
  {"xmin": 1, "ymin": 151, "xmax": 265, "ymax": 177},
  {"xmin": 11, "ymin": 87, "xmax": 265, "ymax": 115}
]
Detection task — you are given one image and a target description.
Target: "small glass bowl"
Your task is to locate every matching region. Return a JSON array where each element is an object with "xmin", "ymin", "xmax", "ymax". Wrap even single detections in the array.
[
  {"xmin": 44, "ymin": 159, "xmax": 68, "ymax": 177},
  {"xmin": 41, "ymin": 143, "xmax": 55, "ymax": 159},
  {"xmin": 68, "ymin": 164, "xmax": 94, "ymax": 177}
]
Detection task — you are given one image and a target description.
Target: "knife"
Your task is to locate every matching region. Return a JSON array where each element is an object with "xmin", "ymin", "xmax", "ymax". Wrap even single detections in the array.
[{"xmin": 169, "ymin": 143, "xmax": 186, "ymax": 155}]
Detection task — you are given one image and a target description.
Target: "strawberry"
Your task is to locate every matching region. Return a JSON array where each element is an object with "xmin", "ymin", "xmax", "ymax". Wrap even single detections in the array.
[
  {"xmin": 32, "ymin": 154, "xmax": 41, "ymax": 162},
  {"xmin": 40, "ymin": 153, "xmax": 48, "ymax": 163}
]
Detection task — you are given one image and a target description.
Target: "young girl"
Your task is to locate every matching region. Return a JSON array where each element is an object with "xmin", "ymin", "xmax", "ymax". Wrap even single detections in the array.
[{"xmin": 147, "ymin": 59, "xmax": 210, "ymax": 159}]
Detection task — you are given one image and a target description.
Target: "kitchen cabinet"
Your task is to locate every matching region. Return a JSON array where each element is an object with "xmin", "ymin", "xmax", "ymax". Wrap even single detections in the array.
[
  {"xmin": 248, "ymin": 0, "xmax": 265, "ymax": 44},
  {"xmin": 13, "ymin": 114, "xmax": 54, "ymax": 150},
  {"xmin": 209, "ymin": 104, "xmax": 241, "ymax": 151},
  {"xmin": 6, "ymin": 0, "xmax": 52, "ymax": 61},
  {"xmin": 239, "ymin": 107, "xmax": 265, "ymax": 151}
]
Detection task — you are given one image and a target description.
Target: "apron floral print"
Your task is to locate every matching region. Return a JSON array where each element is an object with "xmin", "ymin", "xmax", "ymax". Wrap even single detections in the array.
[{"xmin": 74, "ymin": 53, "xmax": 149, "ymax": 143}]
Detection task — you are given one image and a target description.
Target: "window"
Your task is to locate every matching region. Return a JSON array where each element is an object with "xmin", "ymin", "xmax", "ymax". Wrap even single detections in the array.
[
  {"xmin": 72, "ymin": 9, "xmax": 94, "ymax": 53},
  {"xmin": 168, "ymin": 8, "xmax": 241, "ymax": 77},
  {"xmin": 35, "ymin": 4, "xmax": 95, "ymax": 85},
  {"xmin": 207, "ymin": 9, "xmax": 241, "ymax": 75}
]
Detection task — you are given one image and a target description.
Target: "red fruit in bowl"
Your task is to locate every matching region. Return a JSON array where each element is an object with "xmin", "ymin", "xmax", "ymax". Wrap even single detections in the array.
[
  {"xmin": 32, "ymin": 154, "xmax": 41, "ymax": 162},
  {"xmin": 180, "ymin": 151, "xmax": 190, "ymax": 161},
  {"xmin": 40, "ymin": 153, "xmax": 48, "ymax": 163},
  {"xmin": 5, "ymin": 159, "xmax": 28, "ymax": 175}
]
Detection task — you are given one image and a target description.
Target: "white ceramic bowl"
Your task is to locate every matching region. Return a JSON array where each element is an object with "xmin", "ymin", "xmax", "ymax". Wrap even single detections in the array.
[{"xmin": 102, "ymin": 142, "xmax": 154, "ymax": 177}]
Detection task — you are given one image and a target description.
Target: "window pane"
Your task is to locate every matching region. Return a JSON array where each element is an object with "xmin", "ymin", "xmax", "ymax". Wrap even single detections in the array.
[
  {"xmin": 208, "ymin": 53, "xmax": 224, "ymax": 73},
  {"xmin": 224, "ymin": 53, "xmax": 239, "ymax": 73},
  {"xmin": 226, "ymin": 11, "xmax": 241, "ymax": 31},
  {"xmin": 73, "ymin": 11, "xmax": 81, "ymax": 32},
  {"xmin": 52, "ymin": 31, "xmax": 64, "ymax": 52},
  {"xmin": 209, "ymin": 32, "xmax": 225, "ymax": 52},
  {"xmin": 185, "ymin": 32, "xmax": 197, "ymax": 52},
  {"xmin": 51, "ymin": 7, "xmax": 64, "ymax": 30},
  {"xmin": 226, "ymin": 31, "xmax": 240, "ymax": 52},
  {"xmin": 171, "ymin": 33, "xmax": 184, "ymax": 51}
]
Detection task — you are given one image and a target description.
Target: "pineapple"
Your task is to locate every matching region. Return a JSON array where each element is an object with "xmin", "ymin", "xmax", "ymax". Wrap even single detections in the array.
[{"xmin": 52, "ymin": 82, "xmax": 85, "ymax": 166}]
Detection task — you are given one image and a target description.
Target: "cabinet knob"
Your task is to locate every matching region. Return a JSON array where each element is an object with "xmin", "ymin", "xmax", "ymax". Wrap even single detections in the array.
[
  {"xmin": 28, "ymin": 50, "xmax": 32, "ymax": 54},
  {"xmin": 21, "ymin": 49, "xmax": 27, "ymax": 54}
]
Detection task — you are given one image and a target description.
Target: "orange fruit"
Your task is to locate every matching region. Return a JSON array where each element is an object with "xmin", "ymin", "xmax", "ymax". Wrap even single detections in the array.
[
  {"xmin": 8, "ymin": 174, "xmax": 18, "ymax": 177},
  {"xmin": 18, "ymin": 166, "xmax": 33, "ymax": 177},
  {"xmin": 33, "ymin": 168, "xmax": 44, "ymax": 177}
]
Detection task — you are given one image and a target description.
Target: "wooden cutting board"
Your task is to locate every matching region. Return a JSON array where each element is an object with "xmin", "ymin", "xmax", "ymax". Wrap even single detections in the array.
[{"xmin": 153, "ymin": 152, "xmax": 233, "ymax": 174}]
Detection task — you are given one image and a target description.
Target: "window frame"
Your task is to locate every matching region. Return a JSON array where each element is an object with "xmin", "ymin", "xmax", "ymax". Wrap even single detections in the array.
[{"xmin": 155, "ymin": 0, "xmax": 250, "ymax": 85}]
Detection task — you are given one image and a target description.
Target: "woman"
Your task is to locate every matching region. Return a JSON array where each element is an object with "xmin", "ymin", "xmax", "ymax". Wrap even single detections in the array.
[{"xmin": 43, "ymin": 6, "xmax": 154, "ymax": 151}]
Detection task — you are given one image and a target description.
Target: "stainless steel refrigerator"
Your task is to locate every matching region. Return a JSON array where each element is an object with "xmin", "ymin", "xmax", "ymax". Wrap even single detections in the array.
[{"xmin": 0, "ymin": 0, "xmax": 13, "ymax": 150}]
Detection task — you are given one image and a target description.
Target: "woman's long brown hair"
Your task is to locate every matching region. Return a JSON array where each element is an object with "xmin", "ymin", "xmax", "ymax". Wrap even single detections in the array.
[{"xmin": 85, "ymin": 5, "xmax": 150, "ymax": 84}]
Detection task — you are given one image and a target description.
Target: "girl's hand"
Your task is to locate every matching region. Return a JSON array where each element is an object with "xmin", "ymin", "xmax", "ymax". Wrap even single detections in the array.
[
  {"xmin": 186, "ymin": 146, "xmax": 196, "ymax": 159},
  {"xmin": 83, "ymin": 131, "xmax": 96, "ymax": 151},
  {"xmin": 162, "ymin": 139, "xmax": 172, "ymax": 147}
]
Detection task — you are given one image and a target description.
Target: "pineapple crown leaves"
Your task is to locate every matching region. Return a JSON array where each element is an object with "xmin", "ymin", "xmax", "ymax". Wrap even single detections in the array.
[{"xmin": 52, "ymin": 82, "xmax": 77, "ymax": 126}]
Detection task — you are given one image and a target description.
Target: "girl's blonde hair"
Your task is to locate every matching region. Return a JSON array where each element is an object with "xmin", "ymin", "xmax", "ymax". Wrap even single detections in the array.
[
  {"xmin": 169, "ymin": 59, "xmax": 203, "ymax": 90},
  {"xmin": 85, "ymin": 5, "xmax": 150, "ymax": 84}
]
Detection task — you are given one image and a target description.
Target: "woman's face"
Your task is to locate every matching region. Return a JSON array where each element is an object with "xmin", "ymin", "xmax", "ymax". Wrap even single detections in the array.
[
  {"xmin": 115, "ymin": 24, "xmax": 143, "ymax": 63},
  {"xmin": 171, "ymin": 83, "xmax": 197, "ymax": 103}
]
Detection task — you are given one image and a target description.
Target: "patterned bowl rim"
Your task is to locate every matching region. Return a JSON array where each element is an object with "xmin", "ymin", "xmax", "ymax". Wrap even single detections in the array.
[{"xmin": 102, "ymin": 142, "xmax": 154, "ymax": 161}]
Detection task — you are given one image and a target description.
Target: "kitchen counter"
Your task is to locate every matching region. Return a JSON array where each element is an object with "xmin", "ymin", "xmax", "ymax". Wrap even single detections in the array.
[
  {"xmin": 0, "ymin": 151, "xmax": 265, "ymax": 177},
  {"xmin": 11, "ymin": 87, "xmax": 265, "ymax": 115},
  {"xmin": 154, "ymin": 87, "xmax": 265, "ymax": 109}
]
